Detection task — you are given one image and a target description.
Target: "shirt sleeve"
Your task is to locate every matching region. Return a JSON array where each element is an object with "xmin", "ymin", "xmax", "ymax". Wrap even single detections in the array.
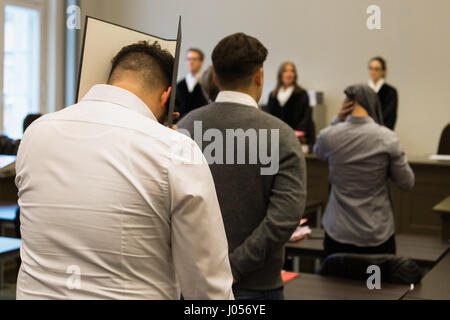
[
  {"xmin": 294, "ymin": 92, "xmax": 312, "ymax": 132},
  {"xmin": 382, "ymin": 88, "xmax": 398, "ymax": 130},
  {"xmin": 313, "ymin": 128, "xmax": 331, "ymax": 161},
  {"xmin": 168, "ymin": 138, "xmax": 234, "ymax": 300},
  {"xmin": 330, "ymin": 116, "xmax": 341, "ymax": 126},
  {"xmin": 386, "ymin": 132, "xmax": 415, "ymax": 190}
]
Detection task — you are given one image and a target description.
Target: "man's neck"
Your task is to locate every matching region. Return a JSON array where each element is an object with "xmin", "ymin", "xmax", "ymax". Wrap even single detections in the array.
[
  {"xmin": 226, "ymin": 88, "xmax": 259, "ymax": 103},
  {"xmin": 351, "ymin": 105, "xmax": 369, "ymax": 117},
  {"xmin": 371, "ymin": 78, "xmax": 383, "ymax": 85},
  {"xmin": 190, "ymin": 70, "xmax": 200, "ymax": 77}
]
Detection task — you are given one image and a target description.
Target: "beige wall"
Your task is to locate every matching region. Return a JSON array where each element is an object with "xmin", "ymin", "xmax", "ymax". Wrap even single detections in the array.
[{"xmin": 81, "ymin": 0, "xmax": 450, "ymax": 157}]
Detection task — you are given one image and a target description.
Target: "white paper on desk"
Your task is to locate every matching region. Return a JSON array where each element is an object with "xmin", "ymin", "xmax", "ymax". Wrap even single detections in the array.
[
  {"xmin": 0, "ymin": 156, "xmax": 16, "ymax": 178},
  {"xmin": 0, "ymin": 156, "xmax": 16, "ymax": 169},
  {"xmin": 429, "ymin": 154, "xmax": 450, "ymax": 161},
  {"xmin": 290, "ymin": 226, "xmax": 312, "ymax": 242}
]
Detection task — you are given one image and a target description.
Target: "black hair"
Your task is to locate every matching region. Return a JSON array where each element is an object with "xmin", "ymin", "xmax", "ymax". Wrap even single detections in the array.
[
  {"xmin": 187, "ymin": 48, "xmax": 205, "ymax": 61},
  {"xmin": 370, "ymin": 56, "xmax": 387, "ymax": 71},
  {"xmin": 23, "ymin": 113, "xmax": 42, "ymax": 133},
  {"xmin": 108, "ymin": 41, "xmax": 174, "ymax": 90},
  {"xmin": 212, "ymin": 33, "xmax": 268, "ymax": 88}
]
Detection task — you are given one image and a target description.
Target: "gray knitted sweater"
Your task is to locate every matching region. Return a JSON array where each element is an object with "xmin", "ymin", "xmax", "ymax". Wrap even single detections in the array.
[{"xmin": 178, "ymin": 102, "xmax": 307, "ymax": 291}]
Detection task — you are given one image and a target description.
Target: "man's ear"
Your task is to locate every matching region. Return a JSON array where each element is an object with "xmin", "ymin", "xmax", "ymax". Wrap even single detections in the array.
[
  {"xmin": 255, "ymin": 67, "xmax": 264, "ymax": 87},
  {"xmin": 160, "ymin": 87, "xmax": 172, "ymax": 107}
]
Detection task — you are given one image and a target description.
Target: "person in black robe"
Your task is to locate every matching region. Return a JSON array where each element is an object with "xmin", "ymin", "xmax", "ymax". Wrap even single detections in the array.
[
  {"xmin": 175, "ymin": 48, "xmax": 207, "ymax": 119},
  {"xmin": 368, "ymin": 57, "xmax": 399, "ymax": 130},
  {"xmin": 267, "ymin": 62, "xmax": 315, "ymax": 148}
]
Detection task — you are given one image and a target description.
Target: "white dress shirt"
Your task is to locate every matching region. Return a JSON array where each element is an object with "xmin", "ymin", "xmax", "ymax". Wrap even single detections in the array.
[
  {"xmin": 185, "ymin": 72, "xmax": 201, "ymax": 93},
  {"xmin": 15, "ymin": 84, "xmax": 234, "ymax": 300},
  {"xmin": 277, "ymin": 85, "xmax": 294, "ymax": 107},
  {"xmin": 215, "ymin": 91, "xmax": 259, "ymax": 108},
  {"xmin": 368, "ymin": 78, "xmax": 385, "ymax": 93}
]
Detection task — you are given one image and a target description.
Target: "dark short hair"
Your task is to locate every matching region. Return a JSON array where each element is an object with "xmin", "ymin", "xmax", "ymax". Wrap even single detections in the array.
[
  {"xmin": 187, "ymin": 48, "xmax": 204, "ymax": 61},
  {"xmin": 370, "ymin": 56, "xmax": 387, "ymax": 71},
  {"xmin": 108, "ymin": 41, "xmax": 174, "ymax": 90},
  {"xmin": 23, "ymin": 113, "xmax": 42, "ymax": 133},
  {"xmin": 212, "ymin": 33, "xmax": 268, "ymax": 88}
]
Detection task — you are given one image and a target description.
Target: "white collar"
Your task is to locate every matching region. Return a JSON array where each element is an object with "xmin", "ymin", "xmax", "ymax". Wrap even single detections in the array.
[
  {"xmin": 186, "ymin": 72, "xmax": 201, "ymax": 93},
  {"xmin": 277, "ymin": 85, "xmax": 295, "ymax": 107},
  {"xmin": 215, "ymin": 91, "xmax": 259, "ymax": 109},
  {"xmin": 82, "ymin": 84, "xmax": 157, "ymax": 121},
  {"xmin": 368, "ymin": 78, "xmax": 385, "ymax": 93}
]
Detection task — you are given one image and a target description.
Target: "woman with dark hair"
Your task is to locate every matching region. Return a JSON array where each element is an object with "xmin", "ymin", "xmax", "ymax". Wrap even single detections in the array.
[
  {"xmin": 314, "ymin": 84, "xmax": 414, "ymax": 257},
  {"xmin": 267, "ymin": 62, "xmax": 315, "ymax": 149},
  {"xmin": 368, "ymin": 57, "xmax": 398, "ymax": 130}
]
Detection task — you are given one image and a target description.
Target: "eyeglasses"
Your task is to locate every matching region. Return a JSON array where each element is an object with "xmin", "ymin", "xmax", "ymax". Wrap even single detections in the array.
[{"xmin": 369, "ymin": 67, "xmax": 383, "ymax": 71}]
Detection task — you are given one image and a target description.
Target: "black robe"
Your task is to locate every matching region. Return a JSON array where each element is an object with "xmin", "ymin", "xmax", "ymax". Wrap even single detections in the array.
[
  {"xmin": 175, "ymin": 79, "xmax": 207, "ymax": 119},
  {"xmin": 267, "ymin": 90, "xmax": 315, "ymax": 146},
  {"xmin": 378, "ymin": 83, "xmax": 398, "ymax": 130}
]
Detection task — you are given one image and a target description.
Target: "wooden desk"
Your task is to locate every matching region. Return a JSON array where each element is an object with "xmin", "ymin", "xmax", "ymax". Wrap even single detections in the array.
[
  {"xmin": 403, "ymin": 252, "xmax": 450, "ymax": 300},
  {"xmin": 286, "ymin": 229, "xmax": 450, "ymax": 266},
  {"xmin": 433, "ymin": 196, "xmax": 450, "ymax": 241},
  {"xmin": 305, "ymin": 155, "xmax": 450, "ymax": 235},
  {"xmin": 0, "ymin": 177, "xmax": 18, "ymax": 205},
  {"xmin": 285, "ymin": 273, "xmax": 410, "ymax": 300}
]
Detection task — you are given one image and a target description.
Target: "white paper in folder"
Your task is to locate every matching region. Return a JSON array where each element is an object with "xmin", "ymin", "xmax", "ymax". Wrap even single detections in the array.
[{"xmin": 77, "ymin": 16, "xmax": 182, "ymax": 127}]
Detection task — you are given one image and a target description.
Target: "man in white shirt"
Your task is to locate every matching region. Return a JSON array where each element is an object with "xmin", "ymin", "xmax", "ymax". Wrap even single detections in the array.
[{"xmin": 15, "ymin": 41, "xmax": 234, "ymax": 300}]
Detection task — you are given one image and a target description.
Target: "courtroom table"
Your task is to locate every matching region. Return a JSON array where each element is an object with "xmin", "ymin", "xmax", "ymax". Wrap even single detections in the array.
[
  {"xmin": 305, "ymin": 154, "xmax": 450, "ymax": 236},
  {"xmin": 403, "ymin": 251, "xmax": 450, "ymax": 300},
  {"xmin": 285, "ymin": 229, "xmax": 450, "ymax": 267},
  {"xmin": 284, "ymin": 273, "xmax": 410, "ymax": 300},
  {"xmin": 433, "ymin": 196, "xmax": 450, "ymax": 241}
]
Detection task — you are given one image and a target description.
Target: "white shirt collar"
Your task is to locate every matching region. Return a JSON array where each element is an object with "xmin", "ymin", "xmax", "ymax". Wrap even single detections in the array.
[
  {"xmin": 82, "ymin": 84, "xmax": 157, "ymax": 121},
  {"xmin": 368, "ymin": 78, "xmax": 385, "ymax": 93},
  {"xmin": 186, "ymin": 72, "xmax": 201, "ymax": 93},
  {"xmin": 215, "ymin": 91, "xmax": 259, "ymax": 109},
  {"xmin": 277, "ymin": 85, "xmax": 295, "ymax": 107}
]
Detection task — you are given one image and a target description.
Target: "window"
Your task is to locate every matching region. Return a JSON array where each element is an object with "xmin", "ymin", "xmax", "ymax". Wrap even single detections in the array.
[{"xmin": 1, "ymin": 0, "xmax": 42, "ymax": 139}]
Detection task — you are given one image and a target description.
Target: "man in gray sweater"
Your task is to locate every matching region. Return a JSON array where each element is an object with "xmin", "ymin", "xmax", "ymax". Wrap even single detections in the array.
[{"xmin": 178, "ymin": 33, "xmax": 306, "ymax": 300}]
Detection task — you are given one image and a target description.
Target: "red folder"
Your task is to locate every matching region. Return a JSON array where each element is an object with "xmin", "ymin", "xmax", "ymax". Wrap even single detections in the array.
[{"xmin": 281, "ymin": 271, "xmax": 300, "ymax": 283}]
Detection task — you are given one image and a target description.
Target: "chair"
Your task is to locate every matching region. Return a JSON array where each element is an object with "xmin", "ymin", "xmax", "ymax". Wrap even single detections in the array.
[
  {"xmin": 318, "ymin": 253, "xmax": 422, "ymax": 285},
  {"xmin": 438, "ymin": 123, "xmax": 450, "ymax": 155}
]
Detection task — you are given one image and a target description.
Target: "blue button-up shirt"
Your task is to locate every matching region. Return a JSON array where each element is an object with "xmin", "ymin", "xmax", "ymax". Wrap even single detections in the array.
[{"xmin": 314, "ymin": 116, "xmax": 415, "ymax": 247}]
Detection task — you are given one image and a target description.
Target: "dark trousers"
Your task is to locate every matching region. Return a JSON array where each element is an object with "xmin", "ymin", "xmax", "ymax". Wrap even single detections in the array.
[
  {"xmin": 233, "ymin": 287, "xmax": 284, "ymax": 300},
  {"xmin": 324, "ymin": 233, "xmax": 396, "ymax": 257}
]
